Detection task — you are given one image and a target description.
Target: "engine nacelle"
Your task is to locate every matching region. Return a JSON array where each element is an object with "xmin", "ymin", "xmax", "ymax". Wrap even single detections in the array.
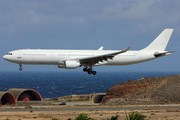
[
  {"xmin": 58, "ymin": 65, "xmax": 65, "ymax": 68},
  {"xmin": 65, "ymin": 60, "xmax": 80, "ymax": 69}
]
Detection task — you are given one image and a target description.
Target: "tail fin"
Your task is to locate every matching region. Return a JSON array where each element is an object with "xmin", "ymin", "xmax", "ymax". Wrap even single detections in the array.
[{"xmin": 142, "ymin": 29, "xmax": 174, "ymax": 51}]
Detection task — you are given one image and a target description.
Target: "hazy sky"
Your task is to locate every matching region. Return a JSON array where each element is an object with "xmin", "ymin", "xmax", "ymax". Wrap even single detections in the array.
[{"xmin": 0, "ymin": 0, "xmax": 180, "ymax": 72}]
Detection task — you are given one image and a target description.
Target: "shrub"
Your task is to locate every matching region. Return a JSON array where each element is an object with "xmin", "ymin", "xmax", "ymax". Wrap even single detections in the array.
[
  {"xmin": 126, "ymin": 112, "xmax": 147, "ymax": 120},
  {"xmin": 107, "ymin": 114, "xmax": 119, "ymax": 120},
  {"xmin": 74, "ymin": 113, "xmax": 94, "ymax": 120},
  {"xmin": 151, "ymin": 113, "xmax": 156, "ymax": 115},
  {"xmin": 29, "ymin": 110, "xmax": 33, "ymax": 113}
]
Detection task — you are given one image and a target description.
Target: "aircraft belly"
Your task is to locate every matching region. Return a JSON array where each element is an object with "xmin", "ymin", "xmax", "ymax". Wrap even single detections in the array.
[
  {"xmin": 106, "ymin": 53, "xmax": 155, "ymax": 66},
  {"xmin": 108, "ymin": 55, "xmax": 139, "ymax": 65}
]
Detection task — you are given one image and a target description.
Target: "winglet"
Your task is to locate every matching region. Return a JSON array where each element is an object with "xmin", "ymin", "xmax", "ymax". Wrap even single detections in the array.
[
  {"xmin": 98, "ymin": 46, "xmax": 103, "ymax": 50},
  {"xmin": 122, "ymin": 46, "xmax": 131, "ymax": 52},
  {"xmin": 112, "ymin": 46, "xmax": 131, "ymax": 55}
]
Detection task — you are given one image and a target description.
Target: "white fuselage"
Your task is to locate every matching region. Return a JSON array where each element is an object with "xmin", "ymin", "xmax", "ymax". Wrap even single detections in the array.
[
  {"xmin": 3, "ymin": 49, "xmax": 156, "ymax": 66},
  {"xmin": 2, "ymin": 29, "xmax": 174, "ymax": 74}
]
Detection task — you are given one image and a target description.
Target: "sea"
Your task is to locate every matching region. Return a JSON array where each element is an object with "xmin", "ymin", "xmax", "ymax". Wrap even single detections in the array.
[{"xmin": 0, "ymin": 71, "xmax": 179, "ymax": 98}]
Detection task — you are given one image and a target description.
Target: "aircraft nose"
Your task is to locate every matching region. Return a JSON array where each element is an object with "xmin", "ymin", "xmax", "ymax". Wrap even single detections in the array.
[
  {"xmin": 3, "ymin": 55, "xmax": 7, "ymax": 60},
  {"xmin": 3, "ymin": 54, "xmax": 14, "ymax": 62}
]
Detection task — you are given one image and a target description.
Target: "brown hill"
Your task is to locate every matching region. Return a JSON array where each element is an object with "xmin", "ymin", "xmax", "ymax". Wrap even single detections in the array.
[{"xmin": 101, "ymin": 74, "xmax": 180, "ymax": 105}]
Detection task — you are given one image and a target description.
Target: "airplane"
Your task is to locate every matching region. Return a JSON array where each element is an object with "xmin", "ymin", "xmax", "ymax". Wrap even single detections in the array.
[{"xmin": 3, "ymin": 29, "xmax": 174, "ymax": 75}]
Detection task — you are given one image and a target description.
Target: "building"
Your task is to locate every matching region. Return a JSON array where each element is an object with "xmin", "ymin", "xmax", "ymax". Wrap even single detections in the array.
[{"xmin": 0, "ymin": 88, "xmax": 42, "ymax": 105}]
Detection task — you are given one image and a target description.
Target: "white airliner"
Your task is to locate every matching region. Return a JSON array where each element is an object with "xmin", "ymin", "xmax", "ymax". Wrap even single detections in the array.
[{"xmin": 3, "ymin": 29, "xmax": 174, "ymax": 75}]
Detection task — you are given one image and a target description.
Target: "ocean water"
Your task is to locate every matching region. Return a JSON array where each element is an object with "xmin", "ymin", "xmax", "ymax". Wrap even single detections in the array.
[{"xmin": 0, "ymin": 71, "xmax": 179, "ymax": 98}]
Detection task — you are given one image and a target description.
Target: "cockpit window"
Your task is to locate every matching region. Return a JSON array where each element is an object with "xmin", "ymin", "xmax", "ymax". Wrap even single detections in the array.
[{"xmin": 7, "ymin": 53, "xmax": 12, "ymax": 55}]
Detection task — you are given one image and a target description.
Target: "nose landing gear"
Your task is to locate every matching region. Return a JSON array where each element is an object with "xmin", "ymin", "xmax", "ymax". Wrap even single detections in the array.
[
  {"xmin": 19, "ymin": 64, "xmax": 23, "ymax": 71},
  {"xmin": 83, "ymin": 67, "xmax": 97, "ymax": 75}
]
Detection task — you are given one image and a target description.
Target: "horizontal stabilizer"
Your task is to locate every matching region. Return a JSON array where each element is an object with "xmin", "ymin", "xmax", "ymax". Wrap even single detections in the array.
[{"xmin": 154, "ymin": 51, "xmax": 176, "ymax": 57}]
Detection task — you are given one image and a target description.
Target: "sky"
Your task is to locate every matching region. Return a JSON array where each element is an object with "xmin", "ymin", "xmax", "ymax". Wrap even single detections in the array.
[{"xmin": 0, "ymin": 0, "xmax": 180, "ymax": 73}]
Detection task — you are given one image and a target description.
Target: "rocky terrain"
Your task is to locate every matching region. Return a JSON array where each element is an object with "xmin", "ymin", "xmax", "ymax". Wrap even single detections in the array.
[
  {"xmin": 44, "ymin": 94, "xmax": 90, "ymax": 102},
  {"xmin": 101, "ymin": 74, "xmax": 180, "ymax": 105}
]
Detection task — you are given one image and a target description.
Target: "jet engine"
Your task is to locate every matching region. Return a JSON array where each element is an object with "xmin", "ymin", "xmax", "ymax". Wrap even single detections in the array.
[
  {"xmin": 64, "ymin": 60, "xmax": 80, "ymax": 69},
  {"xmin": 58, "ymin": 65, "xmax": 65, "ymax": 68}
]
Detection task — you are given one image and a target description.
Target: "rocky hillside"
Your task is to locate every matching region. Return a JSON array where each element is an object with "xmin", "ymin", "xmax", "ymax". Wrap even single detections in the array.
[{"xmin": 101, "ymin": 74, "xmax": 180, "ymax": 105}]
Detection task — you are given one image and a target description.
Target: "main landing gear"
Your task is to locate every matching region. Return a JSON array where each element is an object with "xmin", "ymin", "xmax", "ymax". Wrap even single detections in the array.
[
  {"xmin": 19, "ymin": 64, "xmax": 23, "ymax": 71},
  {"xmin": 83, "ymin": 67, "xmax": 97, "ymax": 75}
]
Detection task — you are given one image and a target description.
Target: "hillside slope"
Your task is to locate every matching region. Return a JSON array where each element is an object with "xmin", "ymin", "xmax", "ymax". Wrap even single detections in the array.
[{"xmin": 101, "ymin": 74, "xmax": 180, "ymax": 105}]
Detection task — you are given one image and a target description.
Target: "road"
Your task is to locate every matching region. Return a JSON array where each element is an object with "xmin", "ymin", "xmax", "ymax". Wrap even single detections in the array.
[{"xmin": 0, "ymin": 105, "xmax": 180, "ymax": 112}]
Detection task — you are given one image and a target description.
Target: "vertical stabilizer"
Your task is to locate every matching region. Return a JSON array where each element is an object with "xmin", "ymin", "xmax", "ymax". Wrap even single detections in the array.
[{"xmin": 142, "ymin": 29, "xmax": 174, "ymax": 51}]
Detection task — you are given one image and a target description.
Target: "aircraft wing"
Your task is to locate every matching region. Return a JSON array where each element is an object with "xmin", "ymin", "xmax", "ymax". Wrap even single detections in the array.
[{"xmin": 79, "ymin": 46, "xmax": 130, "ymax": 65}]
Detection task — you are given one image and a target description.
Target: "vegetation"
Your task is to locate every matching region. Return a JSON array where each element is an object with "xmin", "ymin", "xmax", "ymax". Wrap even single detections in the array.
[
  {"xmin": 151, "ymin": 113, "xmax": 156, "ymax": 115},
  {"xmin": 74, "ymin": 112, "xmax": 148, "ymax": 120},
  {"xmin": 29, "ymin": 110, "xmax": 33, "ymax": 113},
  {"xmin": 67, "ymin": 97, "xmax": 90, "ymax": 102},
  {"xmin": 74, "ymin": 113, "xmax": 119, "ymax": 120},
  {"xmin": 27, "ymin": 105, "xmax": 33, "ymax": 109},
  {"xmin": 126, "ymin": 112, "xmax": 147, "ymax": 120},
  {"xmin": 74, "ymin": 113, "xmax": 94, "ymax": 120},
  {"xmin": 49, "ymin": 95, "xmax": 90, "ymax": 102},
  {"xmin": 107, "ymin": 114, "xmax": 119, "ymax": 120},
  {"xmin": 38, "ymin": 113, "xmax": 53, "ymax": 118}
]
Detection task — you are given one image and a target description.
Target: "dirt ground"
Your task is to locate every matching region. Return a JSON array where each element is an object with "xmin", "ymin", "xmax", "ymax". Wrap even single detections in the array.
[{"xmin": 0, "ymin": 106, "xmax": 180, "ymax": 120}]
